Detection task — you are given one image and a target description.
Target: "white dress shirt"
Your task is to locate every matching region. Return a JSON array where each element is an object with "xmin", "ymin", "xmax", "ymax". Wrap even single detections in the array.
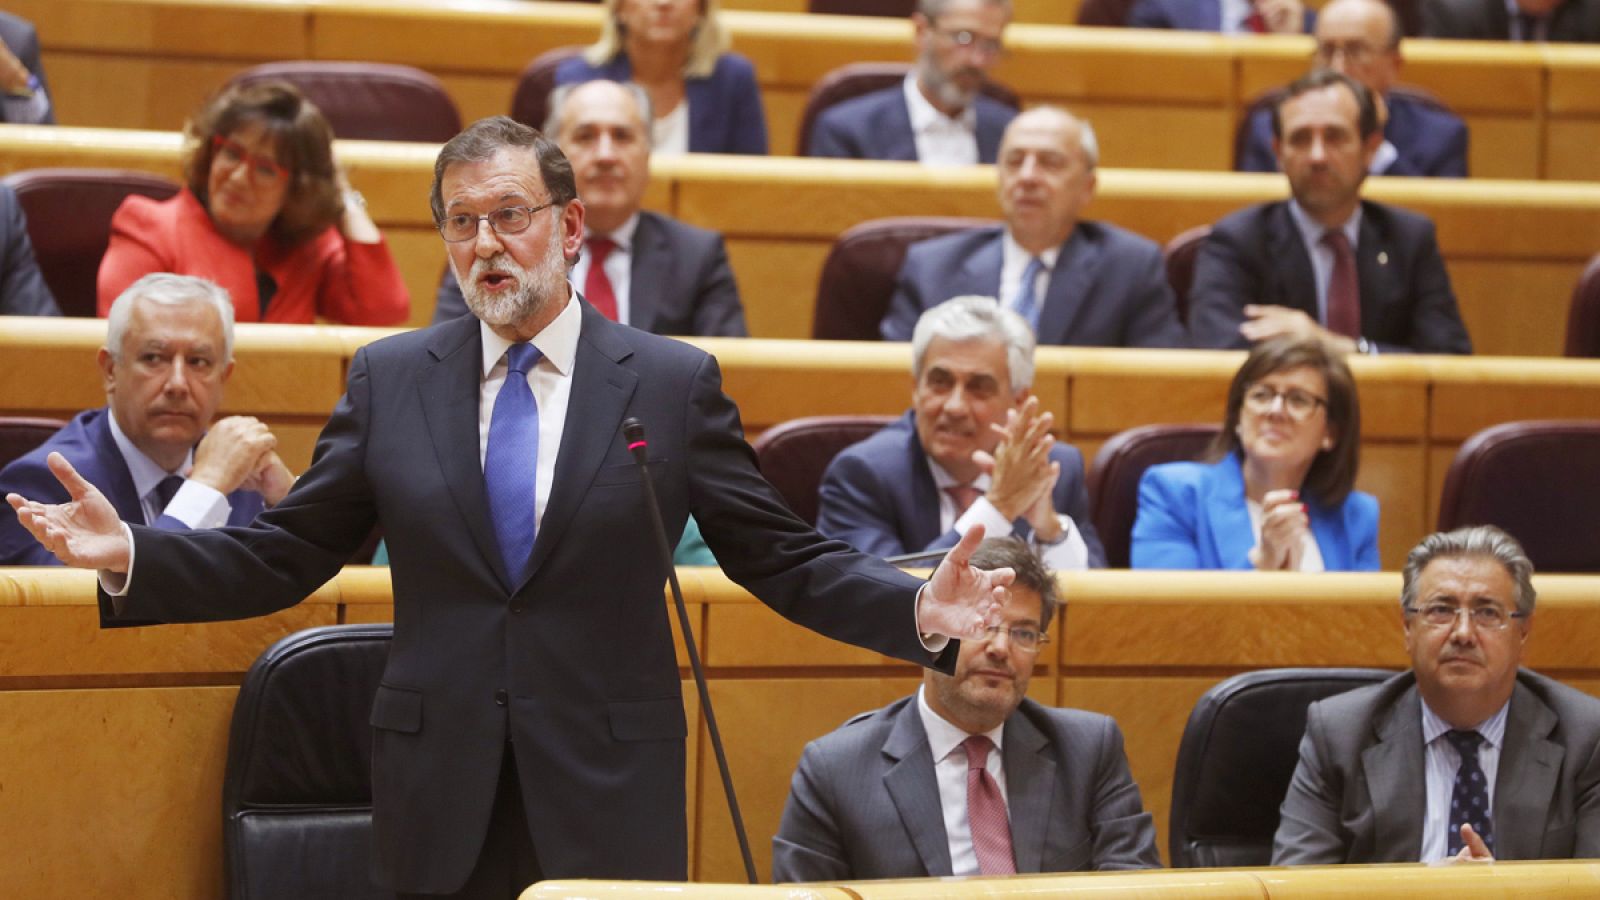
[
  {"xmin": 999, "ymin": 231, "xmax": 1061, "ymax": 325},
  {"xmin": 1419, "ymin": 698, "xmax": 1508, "ymax": 862},
  {"xmin": 927, "ymin": 456, "xmax": 1090, "ymax": 571},
  {"xmin": 570, "ymin": 215, "xmax": 640, "ymax": 327},
  {"xmin": 1220, "ymin": 0, "xmax": 1255, "ymax": 32},
  {"xmin": 1286, "ymin": 199, "xmax": 1363, "ymax": 328},
  {"xmin": 106, "ymin": 410, "xmax": 231, "ymax": 528},
  {"xmin": 917, "ymin": 684, "xmax": 1009, "ymax": 877},
  {"xmin": 652, "ymin": 100, "xmax": 690, "ymax": 156},
  {"xmin": 903, "ymin": 73, "xmax": 980, "ymax": 167}
]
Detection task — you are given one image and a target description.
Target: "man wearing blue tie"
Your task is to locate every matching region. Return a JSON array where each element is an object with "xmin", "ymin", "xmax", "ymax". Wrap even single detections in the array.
[{"xmin": 879, "ymin": 106, "xmax": 1186, "ymax": 349}]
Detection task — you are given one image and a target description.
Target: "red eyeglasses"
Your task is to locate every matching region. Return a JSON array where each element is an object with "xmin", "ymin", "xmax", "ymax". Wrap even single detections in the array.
[{"xmin": 211, "ymin": 135, "xmax": 290, "ymax": 184}]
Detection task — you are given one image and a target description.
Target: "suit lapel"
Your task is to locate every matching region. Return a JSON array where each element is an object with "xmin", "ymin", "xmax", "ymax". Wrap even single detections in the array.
[
  {"xmin": 882, "ymin": 703, "xmax": 953, "ymax": 876},
  {"xmin": 1355, "ymin": 208, "xmax": 1393, "ymax": 340},
  {"xmin": 902, "ymin": 416, "xmax": 944, "ymax": 549},
  {"xmin": 961, "ymin": 231, "xmax": 1006, "ymax": 297},
  {"xmin": 627, "ymin": 214, "xmax": 669, "ymax": 334},
  {"xmin": 1203, "ymin": 455, "xmax": 1257, "ymax": 568},
  {"xmin": 1493, "ymin": 678, "xmax": 1563, "ymax": 860},
  {"xmin": 1035, "ymin": 228, "xmax": 1096, "ymax": 345},
  {"xmin": 417, "ymin": 316, "xmax": 510, "ymax": 590},
  {"xmin": 1001, "ymin": 710, "xmax": 1055, "ymax": 874},
  {"xmin": 1268, "ymin": 204, "xmax": 1319, "ymax": 320},
  {"xmin": 1306, "ymin": 500, "xmax": 1350, "ymax": 571},
  {"xmin": 87, "ymin": 410, "xmax": 147, "ymax": 525},
  {"xmin": 520, "ymin": 302, "xmax": 639, "ymax": 590},
  {"xmin": 886, "ymin": 93, "xmax": 920, "ymax": 161},
  {"xmin": 1362, "ymin": 685, "xmax": 1426, "ymax": 861}
]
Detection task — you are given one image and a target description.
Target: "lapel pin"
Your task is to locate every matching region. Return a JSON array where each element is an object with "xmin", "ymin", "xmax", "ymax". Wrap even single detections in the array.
[{"xmin": 1377, "ymin": 251, "xmax": 1389, "ymax": 266}]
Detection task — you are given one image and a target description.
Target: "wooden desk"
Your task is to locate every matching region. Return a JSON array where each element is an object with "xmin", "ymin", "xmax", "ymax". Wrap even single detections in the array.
[{"xmin": 12, "ymin": 0, "xmax": 1600, "ymax": 178}]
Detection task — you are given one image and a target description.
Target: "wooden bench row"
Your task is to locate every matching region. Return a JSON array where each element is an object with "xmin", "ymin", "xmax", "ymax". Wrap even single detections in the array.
[
  {"xmin": 7, "ymin": 316, "xmax": 1600, "ymax": 566},
  {"xmin": 4, "ymin": 567, "xmax": 1598, "ymax": 892},
  {"xmin": 3, "ymin": 126, "xmax": 1597, "ymax": 355},
  {"xmin": 10, "ymin": 0, "xmax": 1600, "ymax": 179}
]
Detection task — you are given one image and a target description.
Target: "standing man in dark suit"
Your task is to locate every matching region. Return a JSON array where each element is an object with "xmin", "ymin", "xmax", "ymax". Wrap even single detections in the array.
[
  {"xmin": 0, "ymin": 182, "xmax": 59, "ymax": 315},
  {"xmin": 434, "ymin": 79, "xmax": 748, "ymax": 337},
  {"xmin": 0, "ymin": 273, "xmax": 289, "ymax": 565},
  {"xmin": 882, "ymin": 107, "xmax": 1185, "ymax": 349},
  {"xmin": 808, "ymin": 0, "xmax": 1016, "ymax": 165},
  {"xmin": 773, "ymin": 537, "xmax": 1159, "ymax": 881},
  {"xmin": 7, "ymin": 117, "xmax": 1015, "ymax": 899},
  {"xmin": 1423, "ymin": 0, "xmax": 1600, "ymax": 42},
  {"xmin": 824, "ymin": 295, "xmax": 1105, "ymax": 568},
  {"xmin": 1238, "ymin": 0, "xmax": 1470, "ymax": 178},
  {"xmin": 1274, "ymin": 525, "xmax": 1600, "ymax": 864},
  {"xmin": 0, "ymin": 11, "xmax": 54, "ymax": 125},
  {"xmin": 1189, "ymin": 70, "xmax": 1472, "ymax": 354},
  {"xmin": 1127, "ymin": 0, "xmax": 1315, "ymax": 33}
]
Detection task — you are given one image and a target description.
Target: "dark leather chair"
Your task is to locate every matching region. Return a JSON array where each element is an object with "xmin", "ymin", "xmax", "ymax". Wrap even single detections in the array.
[
  {"xmin": 812, "ymin": 216, "xmax": 992, "ymax": 340},
  {"xmin": 1088, "ymin": 423, "xmax": 1219, "ymax": 568},
  {"xmin": 223, "ymin": 623, "xmax": 393, "ymax": 900},
  {"xmin": 1077, "ymin": 0, "xmax": 1139, "ymax": 25},
  {"xmin": 1162, "ymin": 224, "xmax": 1211, "ymax": 325},
  {"xmin": 1, "ymin": 168, "xmax": 181, "ymax": 318},
  {"xmin": 1233, "ymin": 83, "xmax": 1451, "ymax": 171},
  {"xmin": 1437, "ymin": 420, "xmax": 1600, "ymax": 573},
  {"xmin": 796, "ymin": 62, "xmax": 1020, "ymax": 157},
  {"xmin": 230, "ymin": 62, "xmax": 461, "ymax": 144},
  {"xmin": 509, "ymin": 47, "xmax": 585, "ymax": 134},
  {"xmin": 1563, "ymin": 253, "xmax": 1600, "ymax": 358},
  {"xmin": 1169, "ymin": 667, "xmax": 1394, "ymax": 869},
  {"xmin": 0, "ymin": 416, "xmax": 67, "ymax": 469},
  {"xmin": 751, "ymin": 415, "xmax": 895, "ymax": 525}
]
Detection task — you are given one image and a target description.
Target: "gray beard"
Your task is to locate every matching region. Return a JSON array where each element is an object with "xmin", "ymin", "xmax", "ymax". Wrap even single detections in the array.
[{"xmin": 453, "ymin": 229, "xmax": 568, "ymax": 327}]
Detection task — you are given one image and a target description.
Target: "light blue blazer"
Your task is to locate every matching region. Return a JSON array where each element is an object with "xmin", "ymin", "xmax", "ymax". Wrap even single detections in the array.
[{"xmin": 1130, "ymin": 452, "xmax": 1379, "ymax": 571}]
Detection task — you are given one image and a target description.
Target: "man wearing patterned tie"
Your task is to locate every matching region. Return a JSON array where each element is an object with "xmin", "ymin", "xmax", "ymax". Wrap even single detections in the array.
[
  {"xmin": 434, "ymin": 79, "xmax": 748, "ymax": 337},
  {"xmin": 0, "ymin": 273, "xmax": 289, "ymax": 566},
  {"xmin": 821, "ymin": 295, "xmax": 1104, "ymax": 568},
  {"xmin": 1273, "ymin": 525, "xmax": 1600, "ymax": 864},
  {"xmin": 772, "ymin": 536, "xmax": 1160, "ymax": 880},
  {"xmin": 879, "ymin": 106, "xmax": 1186, "ymax": 349},
  {"xmin": 1189, "ymin": 70, "xmax": 1472, "ymax": 355}
]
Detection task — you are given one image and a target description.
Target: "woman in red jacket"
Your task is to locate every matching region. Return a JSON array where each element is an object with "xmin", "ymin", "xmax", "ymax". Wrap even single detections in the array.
[{"xmin": 97, "ymin": 81, "xmax": 410, "ymax": 325}]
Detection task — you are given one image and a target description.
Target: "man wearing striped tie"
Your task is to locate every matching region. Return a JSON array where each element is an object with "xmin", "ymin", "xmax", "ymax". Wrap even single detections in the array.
[
  {"xmin": 772, "ymin": 536, "xmax": 1160, "ymax": 880},
  {"xmin": 1274, "ymin": 525, "xmax": 1600, "ymax": 864}
]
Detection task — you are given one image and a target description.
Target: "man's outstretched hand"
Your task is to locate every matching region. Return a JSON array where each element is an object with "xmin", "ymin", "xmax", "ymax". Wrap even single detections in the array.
[
  {"xmin": 5, "ymin": 452, "xmax": 132, "ymax": 571},
  {"xmin": 918, "ymin": 524, "xmax": 1012, "ymax": 640}
]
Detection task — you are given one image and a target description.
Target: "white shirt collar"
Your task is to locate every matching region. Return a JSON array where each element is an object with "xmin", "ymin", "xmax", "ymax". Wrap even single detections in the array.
[
  {"xmin": 925, "ymin": 452, "xmax": 993, "ymax": 493},
  {"xmin": 916, "ymin": 683, "xmax": 1005, "ymax": 764},
  {"xmin": 1420, "ymin": 695, "xmax": 1511, "ymax": 750},
  {"xmin": 479, "ymin": 285, "xmax": 582, "ymax": 380},
  {"xmin": 1287, "ymin": 198, "xmax": 1362, "ymax": 249},
  {"xmin": 903, "ymin": 72, "xmax": 977, "ymax": 135},
  {"xmin": 1002, "ymin": 228, "xmax": 1063, "ymax": 270},
  {"xmin": 588, "ymin": 212, "xmax": 640, "ymax": 253},
  {"xmin": 106, "ymin": 407, "xmax": 193, "ymax": 501}
]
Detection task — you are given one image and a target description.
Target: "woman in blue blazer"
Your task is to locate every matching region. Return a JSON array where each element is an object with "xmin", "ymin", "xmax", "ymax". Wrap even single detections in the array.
[
  {"xmin": 1132, "ymin": 336, "xmax": 1379, "ymax": 571},
  {"xmin": 557, "ymin": 0, "xmax": 768, "ymax": 156}
]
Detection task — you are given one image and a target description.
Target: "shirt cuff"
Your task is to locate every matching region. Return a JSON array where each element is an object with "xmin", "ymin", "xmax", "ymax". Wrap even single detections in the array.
[
  {"xmin": 97, "ymin": 523, "xmax": 136, "ymax": 598},
  {"xmin": 953, "ymin": 495, "xmax": 1015, "ymax": 540},
  {"xmin": 1034, "ymin": 515, "xmax": 1090, "ymax": 570},
  {"xmin": 164, "ymin": 479, "xmax": 230, "ymax": 529},
  {"xmin": 912, "ymin": 583, "xmax": 951, "ymax": 654}
]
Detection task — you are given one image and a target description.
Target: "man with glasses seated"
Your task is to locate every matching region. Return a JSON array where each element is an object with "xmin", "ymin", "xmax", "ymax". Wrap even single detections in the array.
[
  {"xmin": 1274, "ymin": 525, "xmax": 1600, "ymax": 864},
  {"xmin": 772, "ymin": 537, "xmax": 1159, "ymax": 881},
  {"xmin": 1238, "ymin": 0, "xmax": 1469, "ymax": 178},
  {"xmin": 808, "ymin": 0, "xmax": 1016, "ymax": 165}
]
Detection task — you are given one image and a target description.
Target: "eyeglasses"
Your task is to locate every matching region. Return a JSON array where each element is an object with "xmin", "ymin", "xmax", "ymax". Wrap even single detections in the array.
[
  {"xmin": 211, "ymin": 135, "xmax": 289, "ymax": 184},
  {"xmin": 929, "ymin": 24, "xmax": 1006, "ymax": 58},
  {"xmin": 437, "ymin": 202, "xmax": 556, "ymax": 243},
  {"xmin": 1403, "ymin": 603, "xmax": 1528, "ymax": 631},
  {"xmin": 1313, "ymin": 40, "xmax": 1388, "ymax": 66},
  {"xmin": 1242, "ymin": 385, "xmax": 1328, "ymax": 421},
  {"xmin": 979, "ymin": 625, "xmax": 1049, "ymax": 653}
]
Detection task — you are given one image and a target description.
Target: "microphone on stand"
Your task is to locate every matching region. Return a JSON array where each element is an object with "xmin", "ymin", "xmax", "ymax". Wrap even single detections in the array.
[{"xmin": 621, "ymin": 417, "xmax": 758, "ymax": 885}]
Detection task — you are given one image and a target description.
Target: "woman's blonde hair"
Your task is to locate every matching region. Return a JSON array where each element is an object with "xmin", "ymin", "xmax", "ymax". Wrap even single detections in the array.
[{"xmin": 584, "ymin": 0, "xmax": 729, "ymax": 79}]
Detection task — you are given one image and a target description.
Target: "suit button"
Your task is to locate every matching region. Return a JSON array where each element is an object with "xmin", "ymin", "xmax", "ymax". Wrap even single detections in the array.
[
  {"xmin": 494, "ymin": 689, "xmax": 508, "ymax": 706},
  {"xmin": 511, "ymin": 605, "xmax": 523, "ymax": 614}
]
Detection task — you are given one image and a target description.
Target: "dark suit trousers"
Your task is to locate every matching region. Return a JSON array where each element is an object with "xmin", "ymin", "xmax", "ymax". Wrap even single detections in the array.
[{"xmin": 397, "ymin": 746, "xmax": 542, "ymax": 899}]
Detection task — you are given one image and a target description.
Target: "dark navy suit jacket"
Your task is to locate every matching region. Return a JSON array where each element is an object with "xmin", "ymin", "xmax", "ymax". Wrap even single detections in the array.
[
  {"xmin": 0, "ymin": 182, "xmax": 58, "ymax": 315},
  {"xmin": 817, "ymin": 411, "xmax": 1106, "ymax": 567},
  {"xmin": 0, "ymin": 407, "xmax": 265, "ymax": 566},
  {"xmin": 881, "ymin": 223, "xmax": 1187, "ymax": 348},
  {"xmin": 1238, "ymin": 92, "xmax": 1470, "ymax": 178},
  {"xmin": 1128, "ymin": 0, "xmax": 1315, "ymax": 31},
  {"xmin": 434, "ymin": 210, "xmax": 748, "ymax": 336},
  {"xmin": 1131, "ymin": 452, "xmax": 1379, "ymax": 570},
  {"xmin": 1422, "ymin": 0, "xmax": 1600, "ymax": 42},
  {"xmin": 1187, "ymin": 199, "xmax": 1472, "ymax": 354},
  {"xmin": 807, "ymin": 86, "xmax": 1015, "ymax": 164},
  {"xmin": 554, "ymin": 52, "xmax": 768, "ymax": 154}
]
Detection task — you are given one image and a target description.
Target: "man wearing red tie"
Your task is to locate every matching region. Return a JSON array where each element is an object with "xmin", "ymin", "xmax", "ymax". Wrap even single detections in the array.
[{"xmin": 1187, "ymin": 70, "xmax": 1472, "ymax": 355}]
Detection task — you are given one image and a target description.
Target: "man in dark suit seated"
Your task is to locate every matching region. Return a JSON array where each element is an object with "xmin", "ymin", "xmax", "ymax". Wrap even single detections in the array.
[
  {"xmin": 0, "ymin": 11, "xmax": 53, "ymax": 125},
  {"xmin": 1238, "ymin": 0, "xmax": 1469, "ymax": 178},
  {"xmin": 823, "ymin": 295, "xmax": 1105, "ymax": 569},
  {"xmin": 1189, "ymin": 70, "xmax": 1472, "ymax": 355},
  {"xmin": 435, "ymin": 79, "xmax": 748, "ymax": 337},
  {"xmin": 808, "ymin": 0, "xmax": 1016, "ymax": 165},
  {"xmin": 772, "ymin": 536, "xmax": 1159, "ymax": 880},
  {"xmin": 0, "ymin": 182, "xmax": 58, "ymax": 315},
  {"xmin": 881, "ymin": 107, "xmax": 1186, "ymax": 348},
  {"xmin": 1128, "ymin": 0, "xmax": 1314, "ymax": 33},
  {"xmin": 1423, "ymin": 0, "xmax": 1600, "ymax": 43},
  {"xmin": 0, "ymin": 273, "xmax": 290, "ymax": 565},
  {"xmin": 1274, "ymin": 525, "xmax": 1600, "ymax": 864}
]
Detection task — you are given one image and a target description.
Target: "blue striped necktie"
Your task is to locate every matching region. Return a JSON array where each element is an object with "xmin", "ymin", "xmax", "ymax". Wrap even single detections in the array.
[{"xmin": 1013, "ymin": 256, "xmax": 1045, "ymax": 330}]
